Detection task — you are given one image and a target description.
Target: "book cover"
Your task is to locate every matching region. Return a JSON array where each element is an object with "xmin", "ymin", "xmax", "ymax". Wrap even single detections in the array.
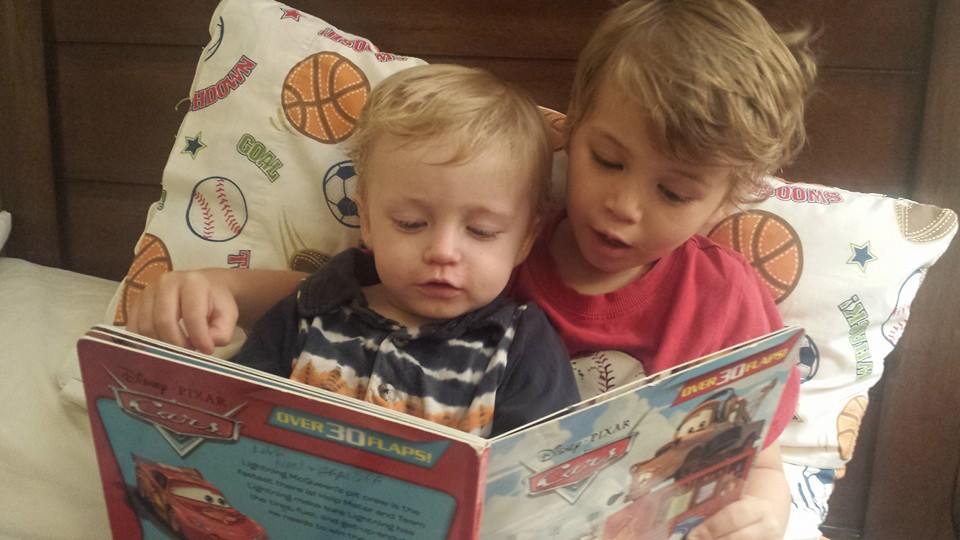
[{"xmin": 78, "ymin": 325, "xmax": 802, "ymax": 539}]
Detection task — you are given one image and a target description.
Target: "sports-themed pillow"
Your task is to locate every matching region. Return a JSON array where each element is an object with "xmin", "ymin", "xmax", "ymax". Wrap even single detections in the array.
[
  {"xmin": 701, "ymin": 177, "xmax": 957, "ymax": 470},
  {"xmin": 105, "ymin": 0, "xmax": 427, "ymax": 328},
  {"xmin": 55, "ymin": 0, "xmax": 426, "ymax": 404}
]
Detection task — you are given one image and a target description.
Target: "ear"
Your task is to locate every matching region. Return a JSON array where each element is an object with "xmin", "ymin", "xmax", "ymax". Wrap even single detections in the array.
[{"xmin": 356, "ymin": 190, "xmax": 372, "ymax": 248}]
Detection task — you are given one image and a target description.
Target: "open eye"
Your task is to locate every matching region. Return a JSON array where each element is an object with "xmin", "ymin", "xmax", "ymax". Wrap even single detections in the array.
[{"xmin": 591, "ymin": 151, "xmax": 624, "ymax": 171}]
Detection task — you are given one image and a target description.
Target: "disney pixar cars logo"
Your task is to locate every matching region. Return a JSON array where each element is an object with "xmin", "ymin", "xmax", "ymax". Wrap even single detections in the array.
[
  {"xmin": 528, "ymin": 436, "xmax": 632, "ymax": 498},
  {"xmin": 112, "ymin": 386, "xmax": 244, "ymax": 457}
]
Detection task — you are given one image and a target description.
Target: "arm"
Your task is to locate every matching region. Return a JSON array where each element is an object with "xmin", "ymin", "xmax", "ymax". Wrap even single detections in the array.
[
  {"xmin": 490, "ymin": 304, "xmax": 579, "ymax": 436},
  {"xmin": 688, "ymin": 442, "xmax": 790, "ymax": 540},
  {"xmin": 686, "ymin": 256, "xmax": 793, "ymax": 539},
  {"xmin": 127, "ymin": 268, "xmax": 306, "ymax": 354},
  {"xmin": 230, "ymin": 292, "xmax": 302, "ymax": 377}
]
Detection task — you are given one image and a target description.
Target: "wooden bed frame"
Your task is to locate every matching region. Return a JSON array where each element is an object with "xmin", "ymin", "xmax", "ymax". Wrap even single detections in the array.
[{"xmin": 2, "ymin": 1, "xmax": 958, "ymax": 538}]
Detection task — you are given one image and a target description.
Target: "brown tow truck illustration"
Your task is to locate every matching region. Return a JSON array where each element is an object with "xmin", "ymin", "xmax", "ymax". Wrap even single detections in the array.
[{"xmin": 624, "ymin": 386, "xmax": 767, "ymax": 501}]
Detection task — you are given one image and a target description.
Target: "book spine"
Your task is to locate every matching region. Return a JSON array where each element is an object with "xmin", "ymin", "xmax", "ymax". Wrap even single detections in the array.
[{"xmin": 471, "ymin": 448, "xmax": 491, "ymax": 539}]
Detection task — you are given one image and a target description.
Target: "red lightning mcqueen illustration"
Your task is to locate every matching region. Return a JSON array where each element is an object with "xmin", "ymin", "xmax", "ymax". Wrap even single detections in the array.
[{"xmin": 133, "ymin": 455, "xmax": 268, "ymax": 540}]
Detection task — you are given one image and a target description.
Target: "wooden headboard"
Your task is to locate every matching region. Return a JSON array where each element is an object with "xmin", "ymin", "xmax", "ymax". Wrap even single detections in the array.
[{"xmin": 2, "ymin": 1, "xmax": 958, "ymax": 538}]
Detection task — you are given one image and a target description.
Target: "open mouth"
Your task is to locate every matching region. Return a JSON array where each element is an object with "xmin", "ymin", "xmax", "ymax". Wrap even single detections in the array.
[{"xmin": 595, "ymin": 229, "xmax": 630, "ymax": 249}]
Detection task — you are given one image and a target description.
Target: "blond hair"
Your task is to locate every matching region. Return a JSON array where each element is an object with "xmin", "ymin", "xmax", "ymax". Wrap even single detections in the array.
[
  {"xmin": 348, "ymin": 64, "xmax": 552, "ymax": 214},
  {"xmin": 567, "ymin": 0, "xmax": 817, "ymax": 200}
]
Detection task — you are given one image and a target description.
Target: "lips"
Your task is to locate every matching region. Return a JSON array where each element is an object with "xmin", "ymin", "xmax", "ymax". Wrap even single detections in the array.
[
  {"xmin": 594, "ymin": 228, "xmax": 631, "ymax": 249},
  {"xmin": 417, "ymin": 280, "xmax": 463, "ymax": 299}
]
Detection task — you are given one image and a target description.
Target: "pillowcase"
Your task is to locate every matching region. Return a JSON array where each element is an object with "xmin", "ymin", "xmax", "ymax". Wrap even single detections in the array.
[
  {"xmin": 701, "ymin": 176, "xmax": 958, "ymax": 470},
  {"xmin": 57, "ymin": 0, "xmax": 426, "ymax": 405},
  {"xmin": 104, "ymin": 0, "xmax": 427, "ymax": 329}
]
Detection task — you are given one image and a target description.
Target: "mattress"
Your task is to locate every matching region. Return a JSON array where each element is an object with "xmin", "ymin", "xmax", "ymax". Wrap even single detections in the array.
[{"xmin": 0, "ymin": 258, "xmax": 115, "ymax": 540}]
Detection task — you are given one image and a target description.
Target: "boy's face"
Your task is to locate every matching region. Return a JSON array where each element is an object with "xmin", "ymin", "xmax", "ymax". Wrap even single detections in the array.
[
  {"xmin": 358, "ymin": 136, "xmax": 537, "ymax": 325},
  {"xmin": 562, "ymin": 83, "xmax": 736, "ymax": 287}
]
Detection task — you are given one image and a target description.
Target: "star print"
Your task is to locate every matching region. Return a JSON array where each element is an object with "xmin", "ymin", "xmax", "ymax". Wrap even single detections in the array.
[
  {"xmin": 280, "ymin": 8, "xmax": 301, "ymax": 21},
  {"xmin": 182, "ymin": 133, "xmax": 207, "ymax": 159},
  {"xmin": 847, "ymin": 241, "xmax": 877, "ymax": 271}
]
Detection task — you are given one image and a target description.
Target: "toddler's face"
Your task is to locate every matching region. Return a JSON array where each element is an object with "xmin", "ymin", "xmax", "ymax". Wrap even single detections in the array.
[
  {"xmin": 563, "ymin": 84, "xmax": 734, "ymax": 286},
  {"xmin": 358, "ymin": 136, "xmax": 537, "ymax": 325}
]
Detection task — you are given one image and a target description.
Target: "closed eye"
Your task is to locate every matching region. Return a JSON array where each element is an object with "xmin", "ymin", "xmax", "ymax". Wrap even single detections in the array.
[
  {"xmin": 591, "ymin": 151, "xmax": 623, "ymax": 171},
  {"xmin": 467, "ymin": 226, "xmax": 500, "ymax": 240},
  {"xmin": 658, "ymin": 185, "xmax": 693, "ymax": 204},
  {"xmin": 393, "ymin": 219, "xmax": 425, "ymax": 231}
]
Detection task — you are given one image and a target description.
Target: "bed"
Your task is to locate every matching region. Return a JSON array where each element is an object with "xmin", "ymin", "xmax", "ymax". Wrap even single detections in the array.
[{"xmin": 1, "ymin": 1, "xmax": 958, "ymax": 539}]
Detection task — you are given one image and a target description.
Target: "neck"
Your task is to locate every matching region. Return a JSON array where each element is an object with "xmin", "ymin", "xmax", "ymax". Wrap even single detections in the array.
[
  {"xmin": 549, "ymin": 219, "xmax": 649, "ymax": 295},
  {"xmin": 361, "ymin": 284, "xmax": 428, "ymax": 330}
]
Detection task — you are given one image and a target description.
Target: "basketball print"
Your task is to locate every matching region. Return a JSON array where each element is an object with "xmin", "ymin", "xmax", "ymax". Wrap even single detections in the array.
[
  {"xmin": 708, "ymin": 210, "xmax": 803, "ymax": 303},
  {"xmin": 113, "ymin": 234, "xmax": 173, "ymax": 325},
  {"xmin": 282, "ymin": 52, "xmax": 370, "ymax": 144},
  {"xmin": 186, "ymin": 177, "xmax": 248, "ymax": 242},
  {"xmin": 895, "ymin": 200, "xmax": 958, "ymax": 243},
  {"xmin": 837, "ymin": 395, "xmax": 868, "ymax": 461}
]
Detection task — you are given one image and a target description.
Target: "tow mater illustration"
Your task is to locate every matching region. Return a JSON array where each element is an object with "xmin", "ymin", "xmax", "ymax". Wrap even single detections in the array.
[
  {"xmin": 624, "ymin": 387, "xmax": 766, "ymax": 501},
  {"xmin": 133, "ymin": 454, "xmax": 268, "ymax": 540}
]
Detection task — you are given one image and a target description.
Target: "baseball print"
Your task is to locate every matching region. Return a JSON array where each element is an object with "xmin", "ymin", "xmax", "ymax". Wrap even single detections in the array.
[{"xmin": 186, "ymin": 177, "xmax": 248, "ymax": 242}]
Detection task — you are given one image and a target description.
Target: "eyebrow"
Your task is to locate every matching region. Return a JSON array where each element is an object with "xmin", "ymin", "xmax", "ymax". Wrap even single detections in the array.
[
  {"xmin": 667, "ymin": 168, "xmax": 708, "ymax": 185},
  {"xmin": 593, "ymin": 128, "xmax": 709, "ymax": 185},
  {"xmin": 395, "ymin": 196, "xmax": 517, "ymax": 221},
  {"xmin": 595, "ymin": 130, "xmax": 631, "ymax": 155}
]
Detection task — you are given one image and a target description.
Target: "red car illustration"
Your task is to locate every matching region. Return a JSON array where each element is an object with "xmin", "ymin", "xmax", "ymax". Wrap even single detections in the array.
[{"xmin": 133, "ymin": 455, "xmax": 268, "ymax": 540}]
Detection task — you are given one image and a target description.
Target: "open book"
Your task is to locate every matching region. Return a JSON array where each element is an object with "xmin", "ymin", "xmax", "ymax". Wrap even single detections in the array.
[{"xmin": 78, "ymin": 324, "xmax": 803, "ymax": 540}]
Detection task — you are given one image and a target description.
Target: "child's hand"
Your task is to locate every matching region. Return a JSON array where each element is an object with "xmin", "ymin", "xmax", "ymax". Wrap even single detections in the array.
[
  {"xmin": 686, "ymin": 494, "xmax": 784, "ymax": 540},
  {"xmin": 126, "ymin": 270, "xmax": 239, "ymax": 355}
]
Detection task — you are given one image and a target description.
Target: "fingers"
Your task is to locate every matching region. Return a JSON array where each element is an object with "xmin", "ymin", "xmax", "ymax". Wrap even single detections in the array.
[
  {"xmin": 151, "ymin": 273, "xmax": 192, "ymax": 349},
  {"xmin": 124, "ymin": 270, "xmax": 241, "ymax": 355},
  {"xmin": 179, "ymin": 278, "xmax": 214, "ymax": 354},
  {"xmin": 207, "ymin": 287, "xmax": 239, "ymax": 348},
  {"xmin": 687, "ymin": 499, "xmax": 780, "ymax": 540}
]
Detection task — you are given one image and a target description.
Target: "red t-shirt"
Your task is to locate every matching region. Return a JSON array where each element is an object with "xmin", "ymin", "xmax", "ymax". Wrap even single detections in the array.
[{"xmin": 510, "ymin": 222, "xmax": 800, "ymax": 447}]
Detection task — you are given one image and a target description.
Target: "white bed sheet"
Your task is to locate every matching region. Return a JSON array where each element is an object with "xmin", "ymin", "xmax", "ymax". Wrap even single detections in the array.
[{"xmin": 0, "ymin": 258, "xmax": 115, "ymax": 540}]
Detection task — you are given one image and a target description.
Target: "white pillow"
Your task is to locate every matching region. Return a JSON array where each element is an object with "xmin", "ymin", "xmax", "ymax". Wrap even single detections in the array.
[
  {"xmin": 702, "ymin": 176, "xmax": 958, "ymax": 469},
  {"xmin": 104, "ymin": 0, "xmax": 427, "ymax": 329},
  {"xmin": 56, "ymin": 0, "xmax": 427, "ymax": 407}
]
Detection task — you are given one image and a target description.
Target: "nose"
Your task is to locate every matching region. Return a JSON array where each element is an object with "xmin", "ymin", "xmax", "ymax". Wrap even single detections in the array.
[
  {"xmin": 422, "ymin": 227, "xmax": 462, "ymax": 266},
  {"xmin": 604, "ymin": 186, "xmax": 643, "ymax": 224}
]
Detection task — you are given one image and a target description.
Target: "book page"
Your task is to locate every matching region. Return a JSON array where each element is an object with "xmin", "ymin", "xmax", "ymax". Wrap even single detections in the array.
[
  {"xmin": 480, "ymin": 327, "xmax": 802, "ymax": 540},
  {"xmin": 78, "ymin": 331, "xmax": 488, "ymax": 539}
]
